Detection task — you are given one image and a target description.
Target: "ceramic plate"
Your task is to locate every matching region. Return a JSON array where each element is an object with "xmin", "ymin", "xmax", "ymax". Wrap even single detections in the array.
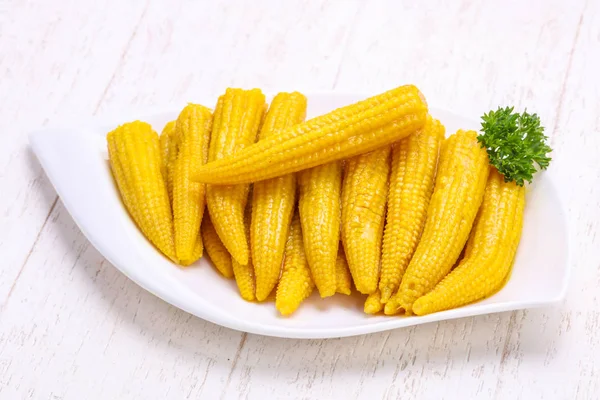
[{"xmin": 30, "ymin": 93, "xmax": 569, "ymax": 339}]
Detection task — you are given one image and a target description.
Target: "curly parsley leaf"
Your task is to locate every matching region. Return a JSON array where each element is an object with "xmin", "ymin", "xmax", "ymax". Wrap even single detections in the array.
[{"xmin": 477, "ymin": 107, "xmax": 552, "ymax": 186}]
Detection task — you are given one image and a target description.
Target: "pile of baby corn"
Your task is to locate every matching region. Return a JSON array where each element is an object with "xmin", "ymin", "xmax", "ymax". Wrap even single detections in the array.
[{"xmin": 107, "ymin": 85, "xmax": 527, "ymax": 316}]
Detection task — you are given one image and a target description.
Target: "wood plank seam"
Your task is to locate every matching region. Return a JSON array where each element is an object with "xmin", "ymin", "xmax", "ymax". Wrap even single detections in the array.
[
  {"xmin": 493, "ymin": 2, "xmax": 588, "ymax": 396},
  {"xmin": 92, "ymin": 0, "xmax": 151, "ymax": 113},
  {"xmin": 493, "ymin": 310, "xmax": 518, "ymax": 398},
  {"xmin": 0, "ymin": 196, "xmax": 58, "ymax": 312},
  {"xmin": 549, "ymin": 0, "xmax": 588, "ymax": 148},
  {"xmin": 0, "ymin": 0, "xmax": 152, "ymax": 318},
  {"xmin": 331, "ymin": 0, "xmax": 364, "ymax": 89},
  {"xmin": 220, "ymin": 333, "xmax": 248, "ymax": 399}
]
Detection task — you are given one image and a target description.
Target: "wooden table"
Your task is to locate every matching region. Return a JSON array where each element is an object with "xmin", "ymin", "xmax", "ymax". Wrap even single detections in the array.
[{"xmin": 1, "ymin": 1, "xmax": 598, "ymax": 398}]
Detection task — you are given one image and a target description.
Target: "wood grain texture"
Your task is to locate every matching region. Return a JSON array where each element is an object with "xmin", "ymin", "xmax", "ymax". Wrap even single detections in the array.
[
  {"xmin": 0, "ymin": 0, "xmax": 598, "ymax": 399},
  {"xmin": 0, "ymin": 0, "xmax": 149, "ymax": 305}
]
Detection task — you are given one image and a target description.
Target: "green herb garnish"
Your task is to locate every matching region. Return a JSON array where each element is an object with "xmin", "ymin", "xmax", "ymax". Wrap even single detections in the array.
[{"xmin": 478, "ymin": 106, "xmax": 552, "ymax": 186}]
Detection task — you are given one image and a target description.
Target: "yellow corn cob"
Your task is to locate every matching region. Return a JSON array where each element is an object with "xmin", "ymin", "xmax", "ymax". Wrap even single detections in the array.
[
  {"xmin": 107, "ymin": 121, "xmax": 176, "ymax": 261},
  {"xmin": 232, "ymin": 257, "xmax": 255, "ymax": 301},
  {"xmin": 379, "ymin": 116, "xmax": 445, "ymax": 303},
  {"xmin": 201, "ymin": 212, "xmax": 233, "ymax": 278},
  {"xmin": 385, "ymin": 130, "xmax": 489, "ymax": 315},
  {"xmin": 383, "ymin": 292, "xmax": 401, "ymax": 315},
  {"xmin": 232, "ymin": 202, "xmax": 256, "ymax": 301},
  {"xmin": 178, "ymin": 224, "xmax": 203, "ymax": 266},
  {"xmin": 178, "ymin": 246, "xmax": 202, "ymax": 266},
  {"xmin": 206, "ymin": 88, "xmax": 266, "ymax": 265},
  {"xmin": 251, "ymin": 92, "xmax": 307, "ymax": 301},
  {"xmin": 412, "ymin": 169, "xmax": 525, "ymax": 315},
  {"xmin": 158, "ymin": 119, "xmax": 203, "ymax": 266},
  {"xmin": 341, "ymin": 146, "xmax": 391, "ymax": 294},
  {"xmin": 194, "ymin": 85, "xmax": 428, "ymax": 185},
  {"xmin": 276, "ymin": 213, "xmax": 315, "ymax": 316},
  {"xmin": 298, "ymin": 161, "xmax": 342, "ymax": 298},
  {"xmin": 335, "ymin": 247, "xmax": 352, "ymax": 295},
  {"xmin": 172, "ymin": 104, "xmax": 213, "ymax": 261},
  {"xmin": 364, "ymin": 290, "xmax": 383, "ymax": 314},
  {"xmin": 159, "ymin": 120, "xmax": 177, "ymax": 195}
]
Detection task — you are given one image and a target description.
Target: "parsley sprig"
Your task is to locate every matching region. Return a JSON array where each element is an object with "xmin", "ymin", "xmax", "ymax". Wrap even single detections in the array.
[{"xmin": 477, "ymin": 107, "xmax": 552, "ymax": 186}]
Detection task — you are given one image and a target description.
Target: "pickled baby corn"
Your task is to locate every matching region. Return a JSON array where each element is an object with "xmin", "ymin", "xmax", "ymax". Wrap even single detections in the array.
[
  {"xmin": 206, "ymin": 88, "xmax": 266, "ymax": 265},
  {"xmin": 276, "ymin": 214, "xmax": 315, "ymax": 316},
  {"xmin": 341, "ymin": 146, "xmax": 391, "ymax": 294},
  {"xmin": 335, "ymin": 247, "xmax": 352, "ymax": 295},
  {"xmin": 159, "ymin": 119, "xmax": 203, "ymax": 266},
  {"xmin": 108, "ymin": 121, "xmax": 176, "ymax": 261},
  {"xmin": 251, "ymin": 92, "xmax": 307, "ymax": 301},
  {"xmin": 232, "ymin": 257, "xmax": 256, "ymax": 301},
  {"xmin": 232, "ymin": 202, "xmax": 256, "ymax": 301},
  {"xmin": 109, "ymin": 90, "xmax": 553, "ymax": 318},
  {"xmin": 386, "ymin": 130, "xmax": 489, "ymax": 315},
  {"xmin": 364, "ymin": 290, "xmax": 383, "ymax": 314},
  {"xmin": 379, "ymin": 116, "xmax": 445, "ymax": 303},
  {"xmin": 178, "ymin": 241, "xmax": 204, "ymax": 266},
  {"xmin": 412, "ymin": 169, "xmax": 525, "ymax": 315},
  {"xmin": 194, "ymin": 85, "xmax": 428, "ymax": 185},
  {"xmin": 298, "ymin": 162, "xmax": 343, "ymax": 298},
  {"xmin": 201, "ymin": 213, "xmax": 233, "ymax": 278},
  {"xmin": 172, "ymin": 104, "xmax": 212, "ymax": 261}
]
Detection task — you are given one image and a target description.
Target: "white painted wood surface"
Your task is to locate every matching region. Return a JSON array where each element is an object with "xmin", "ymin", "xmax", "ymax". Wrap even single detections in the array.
[{"xmin": 0, "ymin": 0, "xmax": 598, "ymax": 398}]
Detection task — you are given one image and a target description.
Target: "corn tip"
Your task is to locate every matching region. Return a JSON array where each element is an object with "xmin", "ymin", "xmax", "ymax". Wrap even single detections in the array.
[
  {"xmin": 255, "ymin": 289, "xmax": 271, "ymax": 303},
  {"xmin": 275, "ymin": 302, "xmax": 295, "ymax": 316},
  {"xmin": 384, "ymin": 299, "xmax": 403, "ymax": 316},
  {"xmin": 355, "ymin": 283, "xmax": 378, "ymax": 296},
  {"xmin": 364, "ymin": 292, "xmax": 383, "ymax": 314},
  {"xmin": 412, "ymin": 298, "xmax": 427, "ymax": 316},
  {"xmin": 317, "ymin": 286, "xmax": 337, "ymax": 298},
  {"xmin": 240, "ymin": 292, "xmax": 255, "ymax": 302},
  {"xmin": 231, "ymin": 249, "xmax": 249, "ymax": 267},
  {"xmin": 364, "ymin": 304, "xmax": 381, "ymax": 315},
  {"xmin": 380, "ymin": 287, "xmax": 393, "ymax": 304}
]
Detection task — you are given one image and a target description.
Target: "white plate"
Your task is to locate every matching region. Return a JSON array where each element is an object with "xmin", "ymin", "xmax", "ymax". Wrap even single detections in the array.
[{"xmin": 30, "ymin": 93, "xmax": 569, "ymax": 339}]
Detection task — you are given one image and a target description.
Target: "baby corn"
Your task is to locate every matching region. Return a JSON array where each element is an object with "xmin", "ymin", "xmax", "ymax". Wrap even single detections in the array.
[
  {"xmin": 298, "ymin": 161, "xmax": 342, "ymax": 298},
  {"xmin": 194, "ymin": 85, "xmax": 428, "ymax": 184},
  {"xmin": 206, "ymin": 88, "xmax": 266, "ymax": 265},
  {"xmin": 379, "ymin": 116, "xmax": 445, "ymax": 302},
  {"xmin": 251, "ymin": 92, "xmax": 307, "ymax": 301},
  {"xmin": 159, "ymin": 119, "xmax": 204, "ymax": 266},
  {"xmin": 172, "ymin": 104, "xmax": 212, "ymax": 261},
  {"xmin": 232, "ymin": 202, "xmax": 256, "ymax": 301},
  {"xmin": 107, "ymin": 121, "xmax": 176, "ymax": 261},
  {"xmin": 201, "ymin": 213, "xmax": 233, "ymax": 278},
  {"xmin": 341, "ymin": 146, "xmax": 391, "ymax": 294},
  {"xmin": 232, "ymin": 257, "xmax": 256, "ymax": 301},
  {"xmin": 335, "ymin": 247, "xmax": 352, "ymax": 295},
  {"xmin": 412, "ymin": 169, "xmax": 525, "ymax": 315},
  {"xmin": 386, "ymin": 130, "xmax": 489, "ymax": 315},
  {"xmin": 276, "ymin": 213, "xmax": 315, "ymax": 316},
  {"xmin": 364, "ymin": 290, "xmax": 383, "ymax": 314}
]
